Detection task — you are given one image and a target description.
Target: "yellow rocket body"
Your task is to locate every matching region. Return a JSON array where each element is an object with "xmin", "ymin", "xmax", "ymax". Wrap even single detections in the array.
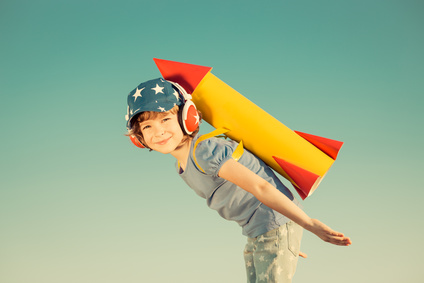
[{"xmin": 194, "ymin": 72, "xmax": 333, "ymax": 188}]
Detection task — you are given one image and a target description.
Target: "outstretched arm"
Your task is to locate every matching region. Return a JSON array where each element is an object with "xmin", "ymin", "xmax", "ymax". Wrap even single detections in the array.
[{"xmin": 218, "ymin": 159, "xmax": 351, "ymax": 246}]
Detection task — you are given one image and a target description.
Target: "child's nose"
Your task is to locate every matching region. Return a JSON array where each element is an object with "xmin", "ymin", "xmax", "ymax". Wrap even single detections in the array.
[{"xmin": 154, "ymin": 125, "xmax": 165, "ymax": 136}]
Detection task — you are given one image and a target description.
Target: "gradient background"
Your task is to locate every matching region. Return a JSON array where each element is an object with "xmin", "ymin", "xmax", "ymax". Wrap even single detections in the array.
[{"xmin": 1, "ymin": 0, "xmax": 423, "ymax": 282}]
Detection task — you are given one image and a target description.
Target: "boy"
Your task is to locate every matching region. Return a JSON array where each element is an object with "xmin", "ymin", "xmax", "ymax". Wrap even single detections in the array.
[{"xmin": 126, "ymin": 78, "xmax": 351, "ymax": 282}]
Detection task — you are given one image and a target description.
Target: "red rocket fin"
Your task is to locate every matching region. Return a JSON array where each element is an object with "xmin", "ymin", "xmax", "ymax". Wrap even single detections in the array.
[
  {"xmin": 272, "ymin": 156, "xmax": 320, "ymax": 200},
  {"xmin": 294, "ymin": 131, "xmax": 343, "ymax": 160},
  {"xmin": 153, "ymin": 58, "xmax": 212, "ymax": 94},
  {"xmin": 294, "ymin": 186, "xmax": 308, "ymax": 201}
]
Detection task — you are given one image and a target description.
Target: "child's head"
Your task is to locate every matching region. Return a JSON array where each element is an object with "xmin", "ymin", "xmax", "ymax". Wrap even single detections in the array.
[{"xmin": 125, "ymin": 78, "xmax": 201, "ymax": 149}]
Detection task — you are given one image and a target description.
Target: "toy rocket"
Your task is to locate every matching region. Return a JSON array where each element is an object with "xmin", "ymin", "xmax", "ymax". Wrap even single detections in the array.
[{"xmin": 153, "ymin": 58, "xmax": 343, "ymax": 200}]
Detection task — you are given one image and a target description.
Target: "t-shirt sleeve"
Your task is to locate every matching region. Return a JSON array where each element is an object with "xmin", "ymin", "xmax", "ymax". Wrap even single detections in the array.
[{"xmin": 194, "ymin": 138, "xmax": 237, "ymax": 177}]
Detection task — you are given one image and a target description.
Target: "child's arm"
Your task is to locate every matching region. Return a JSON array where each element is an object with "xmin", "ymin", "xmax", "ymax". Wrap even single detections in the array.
[{"xmin": 218, "ymin": 159, "xmax": 352, "ymax": 246}]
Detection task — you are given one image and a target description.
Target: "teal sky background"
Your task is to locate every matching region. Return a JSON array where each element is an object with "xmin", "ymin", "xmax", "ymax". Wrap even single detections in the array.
[{"xmin": 1, "ymin": 0, "xmax": 423, "ymax": 282}]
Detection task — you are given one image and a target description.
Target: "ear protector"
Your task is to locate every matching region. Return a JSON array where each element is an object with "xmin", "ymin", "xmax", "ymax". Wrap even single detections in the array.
[
  {"xmin": 128, "ymin": 80, "xmax": 199, "ymax": 149},
  {"xmin": 129, "ymin": 134, "xmax": 145, "ymax": 148},
  {"xmin": 171, "ymin": 81, "xmax": 199, "ymax": 136}
]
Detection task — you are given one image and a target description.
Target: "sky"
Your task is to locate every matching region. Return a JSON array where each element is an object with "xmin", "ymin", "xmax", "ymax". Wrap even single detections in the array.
[{"xmin": 1, "ymin": 0, "xmax": 423, "ymax": 282}]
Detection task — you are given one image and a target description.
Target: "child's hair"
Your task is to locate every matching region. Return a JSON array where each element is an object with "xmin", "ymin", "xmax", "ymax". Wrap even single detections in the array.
[{"xmin": 128, "ymin": 105, "xmax": 201, "ymax": 150}]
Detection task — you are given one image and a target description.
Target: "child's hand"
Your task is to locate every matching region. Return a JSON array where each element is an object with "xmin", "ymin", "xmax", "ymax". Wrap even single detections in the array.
[{"xmin": 306, "ymin": 219, "xmax": 352, "ymax": 246}]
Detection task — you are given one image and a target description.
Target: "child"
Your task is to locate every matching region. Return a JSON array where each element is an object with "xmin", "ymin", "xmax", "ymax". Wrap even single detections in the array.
[{"xmin": 125, "ymin": 78, "xmax": 351, "ymax": 283}]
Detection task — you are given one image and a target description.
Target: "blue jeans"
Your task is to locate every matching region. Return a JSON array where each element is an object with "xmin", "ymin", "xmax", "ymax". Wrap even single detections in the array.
[{"xmin": 244, "ymin": 221, "xmax": 303, "ymax": 283}]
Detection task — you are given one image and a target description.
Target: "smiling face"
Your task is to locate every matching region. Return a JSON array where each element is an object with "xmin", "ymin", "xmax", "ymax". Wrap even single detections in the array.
[{"xmin": 139, "ymin": 111, "xmax": 185, "ymax": 154}]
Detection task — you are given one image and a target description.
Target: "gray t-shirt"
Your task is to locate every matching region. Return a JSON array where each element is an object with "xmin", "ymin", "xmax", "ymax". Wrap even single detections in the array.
[{"xmin": 177, "ymin": 135, "xmax": 302, "ymax": 238}]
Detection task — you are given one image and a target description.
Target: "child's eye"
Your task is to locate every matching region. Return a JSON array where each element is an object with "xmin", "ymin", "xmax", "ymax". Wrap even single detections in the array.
[
  {"xmin": 163, "ymin": 117, "xmax": 171, "ymax": 122},
  {"xmin": 142, "ymin": 125, "xmax": 150, "ymax": 131}
]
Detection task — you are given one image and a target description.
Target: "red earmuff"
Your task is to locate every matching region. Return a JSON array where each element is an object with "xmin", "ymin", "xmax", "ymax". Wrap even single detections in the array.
[
  {"xmin": 180, "ymin": 100, "xmax": 199, "ymax": 135},
  {"xmin": 129, "ymin": 134, "xmax": 145, "ymax": 148},
  {"xmin": 171, "ymin": 81, "xmax": 199, "ymax": 135}
]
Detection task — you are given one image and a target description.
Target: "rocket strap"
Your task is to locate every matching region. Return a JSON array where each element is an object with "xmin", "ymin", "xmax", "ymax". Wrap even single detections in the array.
[{"xmin": 193, "ymin": 128, "xmax": 244, "ymax": 173}]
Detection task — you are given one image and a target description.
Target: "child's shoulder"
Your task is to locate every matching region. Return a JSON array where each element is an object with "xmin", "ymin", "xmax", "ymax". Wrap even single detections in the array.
[
  {"xmin": 195, "ymin": 135, "xmax": 237, "ymax": 152},
  {"xmin": 193, "ymin": 136, "xmax": 238, "ymax": 175},
  {"xmin": 194, "ymin": 135, "xmax": 238, "ymax": 160}
]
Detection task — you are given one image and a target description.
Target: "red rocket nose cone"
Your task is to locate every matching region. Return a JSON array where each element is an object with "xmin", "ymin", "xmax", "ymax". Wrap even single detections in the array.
[{"xmin": 153, "ymin": 58, "xmax": 212, "ymax": 93}]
